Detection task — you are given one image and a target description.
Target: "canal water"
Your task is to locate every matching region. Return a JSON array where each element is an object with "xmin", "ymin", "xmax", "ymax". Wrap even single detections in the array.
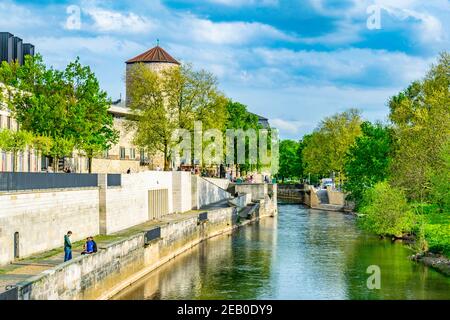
[{"xmin": 113, "ymin": 204, "xmax": 450, "ymax": 300}]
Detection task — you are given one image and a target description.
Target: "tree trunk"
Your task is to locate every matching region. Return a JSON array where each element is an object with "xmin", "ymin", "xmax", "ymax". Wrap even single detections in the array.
[
  {"xmin": 54, "ymin": 157, "xmax": 59, "ymax": 173},
  {"xmin": 88, "ymin": 156, "xmax": 93, "ymax": 174},
  {"xmin": 164, "ymin": 144, "xmax": 169, "ymax": 171},
  {"xmin": 12, "ymin": 151, "xmax": 17, "ymax": 172}
]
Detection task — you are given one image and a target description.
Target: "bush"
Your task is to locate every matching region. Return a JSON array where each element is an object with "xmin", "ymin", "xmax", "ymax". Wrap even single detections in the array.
[
  {"xmin": 358, "ymin": 182, "xmax": 416, "ymax": 237},
  {"xmin": 424, "ymin": 212, "xmax": 450, "ymax": 257}
]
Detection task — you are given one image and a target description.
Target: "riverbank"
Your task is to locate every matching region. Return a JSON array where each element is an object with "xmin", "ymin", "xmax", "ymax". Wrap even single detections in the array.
[{"xmin": 411, "ymin": 252, "xmax": 450, "ymax": 277}]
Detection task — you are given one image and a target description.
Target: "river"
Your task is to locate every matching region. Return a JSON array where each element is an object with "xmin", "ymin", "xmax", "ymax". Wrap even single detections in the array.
[{"xmin": 113, "ymin": 203, "xmax": 450, "ymax": 300}]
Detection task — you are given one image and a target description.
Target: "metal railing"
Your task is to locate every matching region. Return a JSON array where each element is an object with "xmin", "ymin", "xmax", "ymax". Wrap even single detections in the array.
[{"xmin": 0, "ymin": 172, "xmax": 99, "ymax": 192}]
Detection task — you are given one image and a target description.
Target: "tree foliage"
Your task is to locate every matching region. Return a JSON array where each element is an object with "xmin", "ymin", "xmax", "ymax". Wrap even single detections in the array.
[
  {"xmin": 302, "ymin": 109, "xmax": 362, "ymax": 178},
  {"xmin": 0, "ymin": 55, "xmax": 118, "ymax": 172},
  {"xmin": 277, "ymin": 139, "xmax": 304, "ymax": 182},
  {"xmin": 343, "ymin": 121, "xmax": 393, "ymax": 207},
  {"xmin": 225, "ymin": 101, "xmax": 263, "ymax": 174},
  {"xmin": 388, "ymin": 52, "xmax": 450, "ymax": 201},
  {"xmin": 127, "ymin": 63, "xmax": 228, "ymax": 170},
  {"xmin": 428, "ymin": 139, "xmax": 450, "ymax": 213},
  {"xmin": 359, "ymin": 182, "xmax": 416, "ymax": 237},
  {"xmin": 0, "ymin": 129, "xmax": 33, "ymax": 171}
]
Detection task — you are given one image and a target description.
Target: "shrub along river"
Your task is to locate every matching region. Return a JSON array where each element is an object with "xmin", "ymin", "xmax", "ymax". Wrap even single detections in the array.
[{"xmin": 113, "ymin": 203, "xmax": 450, "ymax": 300}]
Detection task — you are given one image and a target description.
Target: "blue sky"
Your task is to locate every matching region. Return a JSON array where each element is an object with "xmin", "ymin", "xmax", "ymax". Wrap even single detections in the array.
[{"xmin": 1, "ymin": 0, "xmax": 449, "ymax": 139}]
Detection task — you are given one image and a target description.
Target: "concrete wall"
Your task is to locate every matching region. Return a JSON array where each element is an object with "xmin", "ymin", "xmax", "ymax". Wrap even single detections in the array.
[
  {"xmin": 0, "ymin": 188, "xmax": 99, "ymax": 265},
  {"xmin": 303, "ymin": 186, "xmax": 320, "ymax": 208},
  {"xmin": 229, "ymin": 193, "xmax": 252, "ymax": 209},
  {"xmin": 326, "ymin": 187, "xmax": 345, "ymax": 206},
  {"xmin": 204, "ymin": 178, "xmax": 230, "ymax": 191},
  {"xmin": 234, "ymin": 183, "xmax": 268, "ymax": 202},
  {"xmin": 192, "ymin": 176, "xmax": 232, "ymax": 209},
  {"xmin": 102, "ymin": 171, "xmax": 175, "ymax": 234},
  {"xmin": 101, "ymin": 171, "xmax": 193, "ymax": 234},
  {"xmin": 172, "ymin": 172, "xmax": 192, "ymax": 213}
]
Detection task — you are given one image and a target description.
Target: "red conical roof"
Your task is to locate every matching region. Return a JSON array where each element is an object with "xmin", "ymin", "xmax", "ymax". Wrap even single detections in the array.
[{"xmin": 126, "ymin": 46, "xmax": 180, "ymax": 65}]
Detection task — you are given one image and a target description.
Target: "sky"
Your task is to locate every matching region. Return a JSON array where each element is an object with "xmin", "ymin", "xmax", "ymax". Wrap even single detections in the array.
[{"xmin": 1, "ymin": 0, "xmax": 449, "ymax": 139}]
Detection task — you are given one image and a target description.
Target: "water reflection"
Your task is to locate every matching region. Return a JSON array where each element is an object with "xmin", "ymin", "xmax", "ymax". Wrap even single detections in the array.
[{"xmin": 114, "ymin": 205, "xmax": 450, "ymax": 300}]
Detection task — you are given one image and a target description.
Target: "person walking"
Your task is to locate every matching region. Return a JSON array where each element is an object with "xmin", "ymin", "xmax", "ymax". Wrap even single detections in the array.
[{"xmin": 64, "ymin": 231, "xmax": 73, "ymax": 262}]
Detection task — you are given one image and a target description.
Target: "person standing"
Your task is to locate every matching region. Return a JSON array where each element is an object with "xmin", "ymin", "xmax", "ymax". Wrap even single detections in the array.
[{"xmin": 64, "ymin": 231, "xmax": 73, "ymax": 262}]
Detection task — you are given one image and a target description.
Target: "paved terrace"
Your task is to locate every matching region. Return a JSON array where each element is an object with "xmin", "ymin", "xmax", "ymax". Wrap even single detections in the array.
[{"xmin": 0, "ymin": 208, "xmax": 223, "ymax": 294}]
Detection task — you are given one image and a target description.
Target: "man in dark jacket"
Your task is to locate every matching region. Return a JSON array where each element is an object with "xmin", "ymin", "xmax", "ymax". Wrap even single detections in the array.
[{"xmin": 64, "ymin": 231, "xmax": 73, "ymax": 262}]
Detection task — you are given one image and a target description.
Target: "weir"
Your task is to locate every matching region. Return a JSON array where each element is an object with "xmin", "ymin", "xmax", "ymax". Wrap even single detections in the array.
[{"xmin": 277, "ymin": 184, "xmax": 349, "ymax": 212}]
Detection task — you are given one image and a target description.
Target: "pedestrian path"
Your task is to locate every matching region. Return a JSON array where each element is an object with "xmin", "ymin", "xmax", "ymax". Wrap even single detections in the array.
[{"xmin": 0, "ymin": 210, "xmax": 202, "ymax": 294}]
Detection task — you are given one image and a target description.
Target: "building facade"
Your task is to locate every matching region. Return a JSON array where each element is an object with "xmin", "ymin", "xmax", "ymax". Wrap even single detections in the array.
[{"xmin": 0, "ymin": 45, "xmax": 180, "ymax": 174}]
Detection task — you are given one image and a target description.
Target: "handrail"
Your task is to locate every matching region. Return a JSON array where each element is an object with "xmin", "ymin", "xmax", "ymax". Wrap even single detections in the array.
[{"xmin": 197, "ymin": 176, "xmax": 232, "ymax": 196}]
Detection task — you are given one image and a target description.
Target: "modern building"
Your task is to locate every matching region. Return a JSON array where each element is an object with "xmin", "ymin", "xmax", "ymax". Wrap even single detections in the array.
[{"xmin": 0, "ymin": 32, "xmax": 35, "ymax": 66}]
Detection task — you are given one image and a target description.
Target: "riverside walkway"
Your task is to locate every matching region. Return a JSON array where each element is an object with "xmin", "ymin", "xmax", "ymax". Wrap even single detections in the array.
[{"xmin": 0, "ymin": 209, "xmax": 209, "ymax": 295}]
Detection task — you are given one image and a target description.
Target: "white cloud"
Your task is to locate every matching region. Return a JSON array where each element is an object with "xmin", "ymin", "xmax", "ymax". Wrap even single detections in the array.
[
  {"xmin": 163, "ymin": 13, "xmax": 297, "ymax": 46},
  {"xmin": 83, "ymin": 7, "xmax": 154, "ymax": 33},
  {"xmin": 0, "ymin": 1, "xmax": 44, "ymax": 31},
  {"xmin": 271, "ymin": 119, "xmax": 307, "ymax": 136},
  {"xmin": 207, "ymin": 0, "xmax": 278, "ymax": 6},
  {"xmin": 252, "ymin": 47, "xmax": 433, "ymax": 87},
  {"xmin": 307, "ymin": 0, "xmax": 449, "ymax": 48}
]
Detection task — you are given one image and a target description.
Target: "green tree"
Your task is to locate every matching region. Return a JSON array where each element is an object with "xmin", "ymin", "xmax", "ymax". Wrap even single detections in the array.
[
  {"xmin": 0, "ymin": 129, "xmax": 33, "ymax": 172},
  {"xmin": 1, "ymin": 55, "xmax": 118, "ymax": 172},
  {"xmin": 127, "ymin": 63, "xmax": 227, "ymax": 170},
  {"xmin": 359, "ymin": 182, "xmax": 416, "ymax": 238},
  {"xmin": 64, "ymin": 58, "xmax": 118, "ymax": 172},
  {"xmin": 163, "ymin": 64, "xmax": 228, "ymax": 133},
  {"xmin": 343, "ymin": 121, "xmax": 393, "ymax": 207},
  {"xmin": 225, "ymin": 101, "xmax": 262, "ymax": 175},
  {"xmin": 32, "ymin": 135, "xmax": 53, "ymax": 157},
  {"xmin": 278, "ymin": 140, "xmax": 303, "ymax": 182},
  {"xmin": 302, "ymin": 109, "xmax": 362, "ymax": 179},
  {"xmin": 389, "ymin": 52, "xmax": 450, "ymax": 201},
  {"xmin": 428, "ymin": 139, "xmax": 450, "ymax": 213}
]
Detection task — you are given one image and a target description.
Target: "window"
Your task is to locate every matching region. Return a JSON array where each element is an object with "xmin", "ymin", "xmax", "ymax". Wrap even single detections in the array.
[
  {"xmin": 0, "ymin": 115, "xmax": 2, "ymax": 129},
  {"xmin": 1, "ymin": 151, "xmax": 6, "ymax": 172},
  {"xmin": 120, "ymin": 147, "xmax": 126, "ymax": 160},
  {"xmin": 130, "ymin": 148, "xmax": 136, "ymax": 160},
  {"xmin": 7, "ymin": 116, "xmax": 11, "ymax": 129}
]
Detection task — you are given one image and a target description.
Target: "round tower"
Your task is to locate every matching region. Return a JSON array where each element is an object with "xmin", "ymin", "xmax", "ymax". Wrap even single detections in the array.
[{"xmin": 125, "ymin": 44, "xmax": 180, "ymax": 106}]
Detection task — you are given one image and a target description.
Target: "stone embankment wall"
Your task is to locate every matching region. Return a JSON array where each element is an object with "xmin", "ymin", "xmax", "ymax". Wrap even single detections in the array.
[
  {"xmin": 16, "ymin": 197, "xmax": 277, "ymax": 300},
  {"xmin": 326, "ymin": 186, "xmax": 345, "ymax": 206}
]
